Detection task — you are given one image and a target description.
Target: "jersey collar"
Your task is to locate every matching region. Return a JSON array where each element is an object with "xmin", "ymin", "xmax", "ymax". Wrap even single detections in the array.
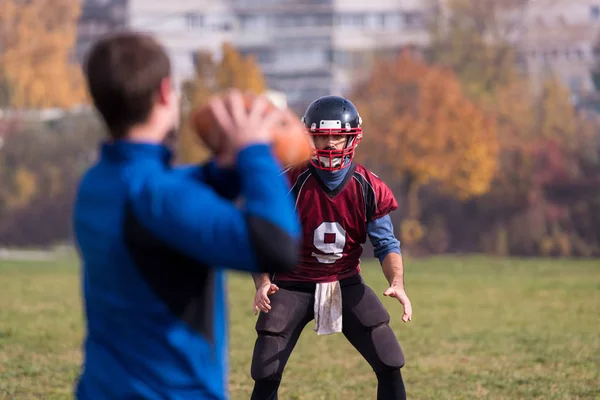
[
  {"xmin": 309, "ymin": 162, "xmax": 356, "ymax": 198},
  {"xmin": 100, "ymin": 140, "xmax": 173, "ymax": 165}
]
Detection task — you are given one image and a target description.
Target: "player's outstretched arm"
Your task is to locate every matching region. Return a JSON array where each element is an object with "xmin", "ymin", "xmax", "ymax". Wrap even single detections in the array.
[
  {"xmin": 381, "ymin": 253, "xmax": 413, "ymax": 323},
  {"xmin": 368, "ymin": 215, "xmax": 412, "ymax": 322},
  {"xmin": 129, "ymin": 144, "xmax": 300, "ymax": 274}
]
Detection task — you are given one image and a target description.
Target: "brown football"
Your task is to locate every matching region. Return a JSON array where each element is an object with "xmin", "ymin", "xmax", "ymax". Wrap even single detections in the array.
[{"xmin": 190, "ymin": 92, "xmax": 313, "ymax": 168}]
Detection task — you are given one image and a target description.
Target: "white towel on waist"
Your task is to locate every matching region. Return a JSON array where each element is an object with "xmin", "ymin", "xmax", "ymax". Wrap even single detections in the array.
[{"xmin": 313, "ymin": 281, "xmax": 343, "ymax": 335}]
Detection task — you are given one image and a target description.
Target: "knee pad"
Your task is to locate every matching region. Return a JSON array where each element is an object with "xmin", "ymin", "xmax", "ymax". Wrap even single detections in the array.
[
  {"xmin": 251, "ymin": 334, "xmax": 285, "ymax": 381},
  {"xmin": 343, "ymin": 283, "xmax": 405, "ymax": 371},
  {"xmin": 344, "ymin": 284, "xmax": 391, "ymax": 328},
  {"xmin": 371, "ymin": 323, "xmax": 405, "ymax": 370}
]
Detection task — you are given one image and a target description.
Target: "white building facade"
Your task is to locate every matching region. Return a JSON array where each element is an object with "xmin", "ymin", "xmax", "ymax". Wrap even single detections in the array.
[
  {"xmin": 76, "ymin": 0, "xmax": 431, "ymax": 110},
  {"xmin": 519, "ymin": 0, "xmax": 600, "ymax": 96},
  {"xmin": 230, "ymin": 0, "xmax": 430, "ymax": 110}
]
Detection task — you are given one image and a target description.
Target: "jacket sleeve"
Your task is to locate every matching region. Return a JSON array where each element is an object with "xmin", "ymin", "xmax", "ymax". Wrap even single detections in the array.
[
  {"xmin": 367, "ymin": 214, "xmax": 401, "ymax": 264},
  {"xmin": 173, "ymin": 161, "xmax": 241, "ymax": 200},
  {"xmin": 129, "ymin": 144, "xmax": 300, "ymax": 273}
]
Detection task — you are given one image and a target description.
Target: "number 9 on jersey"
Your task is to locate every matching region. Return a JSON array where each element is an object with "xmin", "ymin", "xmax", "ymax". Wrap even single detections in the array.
[{"xmin": 311, "ymin": 221, "xmax": 347, "ymax": 264}]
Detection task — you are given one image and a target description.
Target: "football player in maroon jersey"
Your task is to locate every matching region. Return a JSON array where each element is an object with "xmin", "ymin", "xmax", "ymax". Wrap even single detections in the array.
[{"xmin": 249, "ymin": 95, "xmax": 412, "ymax": 400}]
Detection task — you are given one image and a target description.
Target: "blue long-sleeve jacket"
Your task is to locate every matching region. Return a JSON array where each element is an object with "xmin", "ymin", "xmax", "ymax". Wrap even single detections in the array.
[{"xmin": 73, "ymin": 141, "xmax": 300, "ymax": 400}]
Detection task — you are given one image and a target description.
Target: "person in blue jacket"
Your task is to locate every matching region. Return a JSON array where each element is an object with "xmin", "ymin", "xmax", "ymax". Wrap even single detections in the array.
[{"xmin": 73, "ymin": 31, "xmax": 301, "ymax": 400}]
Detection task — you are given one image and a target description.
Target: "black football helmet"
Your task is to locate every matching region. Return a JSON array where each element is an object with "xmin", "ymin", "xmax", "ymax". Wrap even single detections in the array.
[{"xmin": 301, "ymin": 95, "xmax": 363, "ymax": 171}]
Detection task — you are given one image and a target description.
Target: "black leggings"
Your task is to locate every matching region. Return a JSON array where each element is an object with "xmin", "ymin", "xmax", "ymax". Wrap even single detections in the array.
[{"xmin": 250, "ymin": 275, "xmax": 406, "ymax": 399}]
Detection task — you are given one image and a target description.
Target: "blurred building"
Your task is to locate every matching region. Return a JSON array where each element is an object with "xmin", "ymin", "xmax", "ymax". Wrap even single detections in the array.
[
  {"xmin": 230, "ymin": 0, "xmax": 431, "ymax": 111},
  {"xmin": 76, "ymin": 0, "xmax": 235, "ymax": 91},
  {"xmin": 76, "ymin": 0, "xmax": 431, "ymax": 112},
  {"xmin": 76, "ymin": 0, "xmax": 128, "ymax": 63},
  {"xmin": 519, "ymin": 0, "xmax": 600, "ymax": 98},
  {"xmin": 127, "ymin": 0, "xmax": 237, "ymax": 91}
]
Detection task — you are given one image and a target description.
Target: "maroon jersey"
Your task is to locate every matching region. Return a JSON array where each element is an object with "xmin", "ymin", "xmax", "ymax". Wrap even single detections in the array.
[{"xmin": 275, "ymin": 162, "xmax": 398, "ymax": 283}]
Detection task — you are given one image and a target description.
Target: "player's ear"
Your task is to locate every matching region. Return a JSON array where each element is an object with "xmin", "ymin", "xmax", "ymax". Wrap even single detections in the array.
[{"xmin": 157, "ymin": 77, "xmax": 173, "ymax": 106}]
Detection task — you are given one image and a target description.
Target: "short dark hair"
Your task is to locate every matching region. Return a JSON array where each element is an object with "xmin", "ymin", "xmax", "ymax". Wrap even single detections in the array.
[{"xmin": 84, "ymin": 31, "xmax": 171, "ymax": 139}]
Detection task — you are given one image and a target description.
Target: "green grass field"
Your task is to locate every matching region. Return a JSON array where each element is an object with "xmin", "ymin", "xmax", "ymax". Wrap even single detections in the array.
[{"xmin": 0, "ymin": 255, "xmax": 599, "ymax": 400}]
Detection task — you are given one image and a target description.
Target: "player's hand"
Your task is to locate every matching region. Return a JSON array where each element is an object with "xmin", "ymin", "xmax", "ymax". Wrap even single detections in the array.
[
  {"xmin": 383, "ymin": 286, "xmax": 413, "ymax": 323},
  {"xmin": 253, "ymin": 282, "xmax": 279, "ymax": 315},
  {"xmin": 209, "ymin": 89, "xmax": 284, "ymax": 166}
]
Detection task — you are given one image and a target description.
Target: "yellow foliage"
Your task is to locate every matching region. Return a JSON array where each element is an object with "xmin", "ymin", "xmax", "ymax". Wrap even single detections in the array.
[
  {"xmin": 429, "ymin": 0, "xmax": 525, "ymax": 101},
  {"xmin": 538, "ymin": 78, "xmax": 578, "ymax": 145},
  {"xmin": 216, "ymin": 43, "xmax": 266, "ymax": 94},
  {"xmin": 539, "ymin": 231, "xmax": 572, "ymax": 257},
  {"xmin": 353, "ymin": 51, "xmax": 499, "ymax": 204},
  {"xmin": 480, "ymin": 76, "xmax": 582, "ymax": 206},
  {"xmin": 494, "ymin": 225, "xmax": 509, "ymax": 257},
  {"xmin": 489, "ymin": 79, "xmax": 536, "ymax": 148},
  {"xmin": 0, "ymin": 0, "xmax": 85, "ymax": 109},
  {"xmin": 177, "ymin": 43, "xmax": 268, "ymax": 164},
  {"xmin": 178, "ymin": 52, "xmax": 215, "ymax": 164},
  {"xmin": 216, "ymin": 43, "xmax": 244, "ymax": 91},
  {"xmin": 241, "ymin": 55, "xmax": 267, "ymax": 94},
  {"xmin": 400, "ymin": 219, "xmax": 426, "ymax": 246},
  {"xmin": 47, "ymin": 166, "xmax": 63, "ymax": 197},
  {"xmin": 554, "ymin": 232, "xmax": 572, "ymax": 257},
  {"xmin": 538, "ymin": 235, "xmax": 555, "ymax": 256},
  {"xmin": 6, "ymin": 167, "xmax": 37, "ymax": 209}
]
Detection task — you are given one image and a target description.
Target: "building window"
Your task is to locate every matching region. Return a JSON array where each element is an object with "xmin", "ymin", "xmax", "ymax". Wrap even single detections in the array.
[
  {"xmin": 332, "ymin": 50, "xmax": 351, "ymax": 67},
  {"xmin": 590, "ymin": 5, "xmax": 600, "ymax": 21},
  {"xmin": 335, "ymin": 13, "xmax": 365, "ymax": 28},
  {"xmin": 404, "ymin": 12, "xmax": 424, "ymax": 29},
  {"xmin": 372, "ymin": 13, "xmax": 385, "ymax": 29},
  {"xmin": 316, "ymin": 14, "xmax": 333, "ymax": 26},
  {"xmin": 207, "ymin": 14, "xmax": 234, "ymax": 31},
  {"xmin": 241, "ymin": 15, "xmax": 268, "ymax": 30},
  {"xmin": 185, "ymin": 13, "xmax": 203, "ymax": 29},
  {"xmin": 568, "ymin": 75, "xmax": 583, "ymax": 93},
  {"xmin": 243, "ymin": 48, "xmax": 273, "ymax": 64},
  {"xmin": 385, "ymin": 13, "xmax": 402, "ymax": 30}
]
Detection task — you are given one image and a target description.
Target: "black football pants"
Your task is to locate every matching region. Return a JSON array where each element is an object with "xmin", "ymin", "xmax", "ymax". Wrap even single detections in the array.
[{"xmin": 250, "ymin": 274, "xmax": 406, "ymax": 400}]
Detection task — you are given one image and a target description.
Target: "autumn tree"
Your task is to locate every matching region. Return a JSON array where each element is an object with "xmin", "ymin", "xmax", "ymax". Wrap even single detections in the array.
[
  {"xmin": 528, "ymin": 79, "xmax": 599, "ymax": 255},
  {"xmin": 177, "ymin": 42, "xmax": 267, "ymax": 164},
  {"xmin": 0, "ymin": 0, "xmax": 85, "ymax": 109},
  {"xmin": 0, "ymin": 112, "xmax": 104, "ymax": 245},
  {"xmin": 351, "ymin": 51, "xmax": 498, "ymax": 245},
  {"xmin": 178, "ymin": 52, "xmax": 216, "ymax": 164},
  {"xmin": 473, "ymin": 80, "xmax": 535, "ymax": 220},
  {"xmin": 216, "ymin": 42, "xmax": 266, "ymax": 93},
  {"xmin": 426, "ymin": 0, "xmax": 534, "ymax": 209},
  {"xmin": 427, "ymin": 0, "xmax": 528, "ymax": 101},
  {"xmin": 423, "ymin": 0, "xmax": 600, "ymax": 255},
  {"xmin": 536, "ymin": 78, "xmax": 579, "ymax": 143},
  {"xmin": 463, "ymin": 72, "xmax": 600, "ymax": 256}
]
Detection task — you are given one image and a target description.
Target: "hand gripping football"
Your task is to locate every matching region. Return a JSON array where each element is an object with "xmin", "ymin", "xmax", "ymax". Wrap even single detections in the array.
[{"xmin": 191, "ymin": 92, "xmax": 313, "ymax": 167}]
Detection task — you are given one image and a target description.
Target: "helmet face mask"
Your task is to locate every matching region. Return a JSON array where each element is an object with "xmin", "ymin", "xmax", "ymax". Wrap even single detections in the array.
[{"xmin": 301, "ymin": 96, "xmax": 363, "ymax": 172}]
